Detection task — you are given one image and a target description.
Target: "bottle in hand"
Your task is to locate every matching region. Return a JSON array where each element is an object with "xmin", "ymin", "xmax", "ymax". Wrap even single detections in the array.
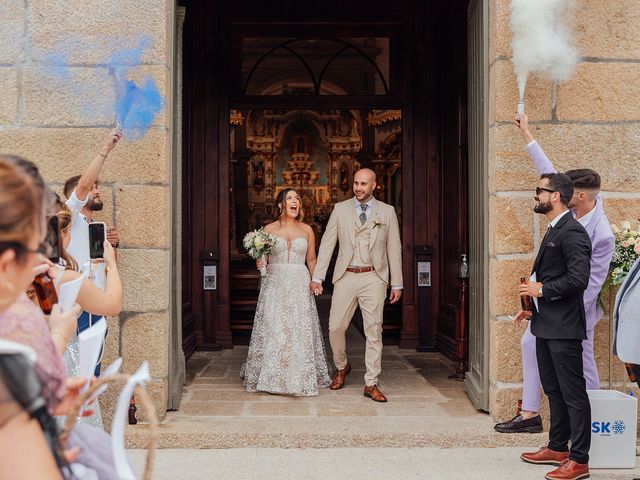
[
  {"xmin": 519, "ymin": 277, "xmax": 532, "ymax": 311},
  {"xmin": 128, "ymin": 395, "xmax": 138, "ymax": 425},
  {"xmin": 32, "ymin": 272, "xmax": 58, "ymax": 314}
]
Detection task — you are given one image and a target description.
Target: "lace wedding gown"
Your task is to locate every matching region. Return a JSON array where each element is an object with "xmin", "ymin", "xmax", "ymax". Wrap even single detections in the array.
[{"xmin": 241, "ymin": 236, "xmax": 331, "ymax": 396}]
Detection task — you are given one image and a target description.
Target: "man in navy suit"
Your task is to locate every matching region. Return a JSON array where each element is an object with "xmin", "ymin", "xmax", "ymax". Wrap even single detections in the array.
[{"xmin": 515, "ymin": 173, "xmax": 592, "ymax": 480}]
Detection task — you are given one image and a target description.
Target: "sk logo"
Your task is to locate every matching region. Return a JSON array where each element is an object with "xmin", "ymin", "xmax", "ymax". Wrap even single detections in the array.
[{"xmin": 592, "ymin": 420, "xmax": 626, "ymax": 435}]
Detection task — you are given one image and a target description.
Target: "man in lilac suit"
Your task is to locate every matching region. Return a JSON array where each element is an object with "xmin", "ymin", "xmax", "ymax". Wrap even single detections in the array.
[{"xmin": 495, "ymin": 113, "xmax": 615, "ymax": 434}]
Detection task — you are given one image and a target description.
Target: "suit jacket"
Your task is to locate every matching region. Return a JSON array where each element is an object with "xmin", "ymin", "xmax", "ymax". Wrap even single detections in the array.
[
  {"xmin": 613, "ymin": 258, "xmax": 640, "ymax": 364},
  {"xmin": 530, "ymin": 212, "xmax": 592, "ymax": 340},
  {"xmin": 528, "ymin": 141, "xmax": 615, "ymax": 331},
  {"xmin": 314, "ymin": 198, "xmax": 403, "ymax": 286}
]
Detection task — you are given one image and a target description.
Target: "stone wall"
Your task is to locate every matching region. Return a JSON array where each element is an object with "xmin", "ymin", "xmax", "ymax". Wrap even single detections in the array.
[
  {"xmin": 488, "ymin": 0, "xmax": 640, "ymax": 420},
  {"xmin": 0, "ymin": 0, "xmax": 173, "ymax": 424}
]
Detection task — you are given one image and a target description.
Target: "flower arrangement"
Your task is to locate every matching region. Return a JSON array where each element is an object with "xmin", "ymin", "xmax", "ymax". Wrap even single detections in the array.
[
  {"xmin": 243, "ymin": 228, "xmax": 277, "ymax": 276},
  {"xmin": 604, "ymin": 220, "xmax": 640, "ymax": 291}
]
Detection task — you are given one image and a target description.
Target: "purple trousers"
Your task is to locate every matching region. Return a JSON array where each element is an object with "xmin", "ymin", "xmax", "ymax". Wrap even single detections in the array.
[{"xmin": 521, "ymin": 322, "xmax": 599, "ymax": 412}]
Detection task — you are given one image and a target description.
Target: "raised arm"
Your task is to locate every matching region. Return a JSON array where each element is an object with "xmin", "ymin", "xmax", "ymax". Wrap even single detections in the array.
[
  {"xmin": 75, "ymin": 129, "xmax": 122, "ymax": 201},
  {"xmin": 515, "ymin": 113, "xmax": 557, "ymax": 175}
]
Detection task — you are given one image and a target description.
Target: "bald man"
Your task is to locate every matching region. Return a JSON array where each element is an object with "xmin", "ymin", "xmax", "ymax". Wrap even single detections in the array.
[{"xmin": 311, "ymin": 168, "xmax": 403, "ymax": 402}]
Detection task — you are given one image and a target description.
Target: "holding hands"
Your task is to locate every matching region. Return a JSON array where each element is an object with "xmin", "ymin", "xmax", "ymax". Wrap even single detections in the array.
[{"xmin": 310, "ymin": 281, "xmax": 323, "ymax": 296}]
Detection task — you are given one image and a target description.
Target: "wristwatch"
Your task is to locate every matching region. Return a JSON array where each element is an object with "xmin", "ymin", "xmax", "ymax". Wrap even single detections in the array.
[{"xmin": 538, "ymin": 285, "xmax": 543, "ymax": 296}]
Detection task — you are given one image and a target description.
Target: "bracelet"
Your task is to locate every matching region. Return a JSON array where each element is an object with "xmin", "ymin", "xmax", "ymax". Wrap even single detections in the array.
[{"xmin": 98, "ymin": 151, "xmax": 108, "ymax": 158}]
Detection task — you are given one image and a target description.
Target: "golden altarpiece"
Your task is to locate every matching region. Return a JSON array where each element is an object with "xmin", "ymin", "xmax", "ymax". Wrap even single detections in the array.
[{"xmin": 229, "ymin": 109, "xmax": 402, "ymax": 254}]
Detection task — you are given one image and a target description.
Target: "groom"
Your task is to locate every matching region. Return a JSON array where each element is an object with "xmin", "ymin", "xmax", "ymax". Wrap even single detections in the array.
[{"xmin": 311, "ymin": 168, "xmax": 403, "ymax": 402}]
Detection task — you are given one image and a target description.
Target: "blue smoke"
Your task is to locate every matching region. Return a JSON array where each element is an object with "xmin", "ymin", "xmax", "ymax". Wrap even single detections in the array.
[
  {"xmin": 116, "ymin": 76, "xmax": 164, "ymax": 139},
  {"xmin": 105, "ymin": 36, "xmax": 163, "ymax": 140},
  {"xmin": 38, "ymin": 35, "xmax": 164, "ymax": 140}
]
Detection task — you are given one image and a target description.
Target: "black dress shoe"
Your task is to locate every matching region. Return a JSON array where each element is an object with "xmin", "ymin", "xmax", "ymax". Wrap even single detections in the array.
[{"xmin": 494, "ymin": 413, "xmax": 543, "ymax": 433}]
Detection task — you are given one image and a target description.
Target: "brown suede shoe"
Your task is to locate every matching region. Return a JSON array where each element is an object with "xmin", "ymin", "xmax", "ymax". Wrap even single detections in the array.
[
  {"xmin": 329, "ymin": 363, "xmax": 351, "ymax": 390},
  {"xmin": 521, "ymin": 447, "xmax": 569, "ymax": 466},
  {"xmin": 545, "ymin": 460, "xmax": 589, "ymax": 480},
  {"xmin": 363, "ymin": 384, "xmax": 387, "ymax": 402}
]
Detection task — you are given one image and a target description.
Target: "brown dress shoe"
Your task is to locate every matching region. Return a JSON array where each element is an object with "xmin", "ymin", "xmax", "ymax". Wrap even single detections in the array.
[
  {"xmin": 363, "ymin": 384, "xmax": 387, "ymax": 402},
  {"xmin": 545, "ymin": 460, "xmax": 589, "ymax": 480},
  {"xmin": 521, "ymin": 447, "xmax": 569, "ymax": 466},
  {"xmin": 329, "ymin": 363, "xmax": 351, "ymax": 390}
]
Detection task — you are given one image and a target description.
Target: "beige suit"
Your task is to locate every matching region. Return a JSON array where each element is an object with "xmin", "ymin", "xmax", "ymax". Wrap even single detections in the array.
[{"xmin": 314, "ymin": 198, "xmax": 403, "ymax": 386}]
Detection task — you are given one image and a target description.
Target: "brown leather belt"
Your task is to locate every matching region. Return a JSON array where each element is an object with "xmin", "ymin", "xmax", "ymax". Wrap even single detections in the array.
[{"xmin": 346, "ymin": 266, "xmax": 375, "ymax": 273}]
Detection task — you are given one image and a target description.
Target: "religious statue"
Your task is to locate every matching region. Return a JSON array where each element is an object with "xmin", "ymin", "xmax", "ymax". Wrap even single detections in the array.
[
  {"xmin": 252, "ymin": 160, "xmax": 265, "ymax": 191},
  {"xmin": 339, "ymin": 163, "xmax": 349, "ymax": 192}
]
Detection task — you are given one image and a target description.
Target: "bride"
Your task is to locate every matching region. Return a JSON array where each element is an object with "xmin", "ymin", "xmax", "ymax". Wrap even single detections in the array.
[{"xmin": 241, "ymin": 188, "xmax": 331, "ymax": 396}]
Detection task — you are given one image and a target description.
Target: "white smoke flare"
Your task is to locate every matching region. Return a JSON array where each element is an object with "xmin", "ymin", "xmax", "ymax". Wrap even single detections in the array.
[{"xmin": 510, "ymin": 0, "xmax": 579, "ymax": 102}]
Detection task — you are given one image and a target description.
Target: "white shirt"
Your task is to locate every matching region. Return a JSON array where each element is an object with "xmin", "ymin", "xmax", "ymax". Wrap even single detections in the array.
[
  {"xmin": 548, "ymin": 209, "xmax": 571, "ymax": 228},
  {"xmin": 577, "ymin": 203, "xmax": 596, "ymax": 228},
  {"xmin": 66, "ymin": 189, "xmax": 105, "ymax": 289}
]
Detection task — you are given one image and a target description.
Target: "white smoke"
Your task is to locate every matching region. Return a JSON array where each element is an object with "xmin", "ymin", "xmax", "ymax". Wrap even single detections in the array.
[{"xmin": 510, "ymin": 0, "xmax": 579, "ymax": 101}]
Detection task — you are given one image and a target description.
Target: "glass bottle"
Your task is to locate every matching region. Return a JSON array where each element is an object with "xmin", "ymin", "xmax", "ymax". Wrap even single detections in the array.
[
  {"xmin": 128, "ymin": 395, "xmax": 138, "ymax": 425},
  {"xmin": 459, "ymin": 254, "xmax": 469, "ymax": 278},
  {"xmin": 32, "ymin": 272, "xmax": 58, "ymax": 314},
  {"xmin": 520, "ymin": 277, "xmax": 532, "ymax": 311}
]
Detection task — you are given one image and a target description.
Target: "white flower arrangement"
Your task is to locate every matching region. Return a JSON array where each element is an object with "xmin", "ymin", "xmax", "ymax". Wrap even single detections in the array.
[
  {"xmin": 606, "ymin": 221, "xmax": 640, "ymax": 288},
  {"xmin": 242, "ymin": 228, "xmax": 277, "ymax": 260}
]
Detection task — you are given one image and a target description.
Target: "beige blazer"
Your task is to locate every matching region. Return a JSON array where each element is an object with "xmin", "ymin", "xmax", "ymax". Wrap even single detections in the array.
[{"xmin": 315, "ymin": 198, "xmax": 403, "ymax": 286}]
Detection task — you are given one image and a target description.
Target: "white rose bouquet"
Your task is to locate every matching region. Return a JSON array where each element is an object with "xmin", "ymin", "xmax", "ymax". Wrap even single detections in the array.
[
  {"xmin": 604, "ymin": 220, "xmax": 640, "ymax": 291},
  {"xmin": 243, "ymin": 228, "xmax": 277, "ymax": 277}
]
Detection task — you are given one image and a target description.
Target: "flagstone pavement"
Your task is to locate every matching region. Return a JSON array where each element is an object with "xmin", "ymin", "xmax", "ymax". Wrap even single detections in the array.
[
  {"xmin": 125, "ymin": 324, "xmax": 640, "ymax": 478},
  {"xmin": 127, "ymin": 325, "xmax": 547, "ymax": 449}
]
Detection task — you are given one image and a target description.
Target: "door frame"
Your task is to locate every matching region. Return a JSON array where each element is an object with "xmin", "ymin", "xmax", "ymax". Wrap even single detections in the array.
[{"xmin": 464, "ymin": 0, "xmax": 489, "ymax": 411}]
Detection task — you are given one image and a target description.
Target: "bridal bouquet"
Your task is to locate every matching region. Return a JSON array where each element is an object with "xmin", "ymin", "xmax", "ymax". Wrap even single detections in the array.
[
  {"xmin": 604, "ymin": 220, "xmax": 640, "ymax": 291},
  {"xmin": 243, "ymin": 228, "xmax": 277, "ymax": 277}
]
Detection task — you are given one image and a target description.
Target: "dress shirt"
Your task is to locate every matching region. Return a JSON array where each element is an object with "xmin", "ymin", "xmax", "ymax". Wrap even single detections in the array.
[{"xmin": 577, "ymin": 204, "xmax": 596, "ymax": 228}]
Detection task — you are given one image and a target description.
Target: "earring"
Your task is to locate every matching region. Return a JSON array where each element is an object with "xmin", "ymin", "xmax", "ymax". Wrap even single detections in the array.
[{"xmin": 0, "ymin": 279, "xmax": 16, "ymax": 309}]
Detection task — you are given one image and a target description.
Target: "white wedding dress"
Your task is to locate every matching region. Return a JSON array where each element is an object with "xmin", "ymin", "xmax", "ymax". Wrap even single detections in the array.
[{"xmin": 241, "ymin": 236, "xmax": 331, "ymax": 396}]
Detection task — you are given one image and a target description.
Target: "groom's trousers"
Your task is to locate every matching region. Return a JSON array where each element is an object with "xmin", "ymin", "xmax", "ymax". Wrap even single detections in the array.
[{"xmin": 329, "ymin": 271, "xmax": 387, "ymax": 386}]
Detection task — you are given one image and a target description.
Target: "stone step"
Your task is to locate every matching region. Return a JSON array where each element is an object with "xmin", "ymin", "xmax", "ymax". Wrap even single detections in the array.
[{"xmin": 126, "ymin": 415, "xmax": 548, "ymax": 449}]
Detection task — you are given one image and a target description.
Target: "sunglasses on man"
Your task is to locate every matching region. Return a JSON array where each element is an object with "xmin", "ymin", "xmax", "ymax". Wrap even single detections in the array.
[{"xmin": 535, "ymin": 187, "xmax": 556, "ymax": 196}]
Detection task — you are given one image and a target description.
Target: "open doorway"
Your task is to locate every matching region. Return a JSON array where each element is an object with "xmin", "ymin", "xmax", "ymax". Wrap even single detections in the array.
[
  {"xmin": 229, "ymin": 108, "xmax": 403, "ymax": 344},
  {"xmin": 178, "ymin": 0, "xmax": 480, "ymax": 406}
]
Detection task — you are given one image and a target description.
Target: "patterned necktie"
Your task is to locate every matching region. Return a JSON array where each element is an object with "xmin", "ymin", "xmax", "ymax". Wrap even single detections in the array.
[{"xmin": 359, "ymin": 204, "xmax": 368, "ymax": 225}]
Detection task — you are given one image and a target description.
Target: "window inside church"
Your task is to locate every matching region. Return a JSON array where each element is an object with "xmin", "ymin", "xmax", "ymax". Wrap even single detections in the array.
[{"xmin": 241, "ymin": 37, "xmax": 390, "ymax": 96}]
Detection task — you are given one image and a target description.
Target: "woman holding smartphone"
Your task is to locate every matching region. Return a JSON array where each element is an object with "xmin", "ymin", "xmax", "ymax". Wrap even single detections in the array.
[{"xmin": 50, "ymin": 201, "xmax": 123, "ymax": 429}]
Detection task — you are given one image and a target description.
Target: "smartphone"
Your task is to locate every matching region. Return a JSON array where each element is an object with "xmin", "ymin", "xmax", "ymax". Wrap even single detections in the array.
[
  {"xmin": 88, "ymin": 222, "xmax": 106, "ymax": 259},
  {"xmin": 44, "ymin": 215, "xmax": 61, "ymax": 263}
]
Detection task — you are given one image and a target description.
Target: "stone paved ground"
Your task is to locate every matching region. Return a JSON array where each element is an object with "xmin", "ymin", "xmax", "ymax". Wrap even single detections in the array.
[
  {"xmin": 128, "ymin": 447, "xmax": 640, "ymax": 480},
  {"xmin": 127, "ymin": 326, "xmax": 551, "ymax": 449},
  {"xmin": 125, "ymin": 325, "xmax": 640, "ymax": 478}
]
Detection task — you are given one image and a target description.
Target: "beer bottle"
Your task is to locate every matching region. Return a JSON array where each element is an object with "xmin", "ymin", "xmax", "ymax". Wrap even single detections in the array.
[
  {"xmin": 128, "ymin": 395, "xmax": 138, "ymax": 425},
  {"xmin": 519, "ymin": 277, "xmax": 532, "ymax": 311},
  {"xmin": 32, "ymin": 272, "xmax": 58, "ymax": 314}
]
